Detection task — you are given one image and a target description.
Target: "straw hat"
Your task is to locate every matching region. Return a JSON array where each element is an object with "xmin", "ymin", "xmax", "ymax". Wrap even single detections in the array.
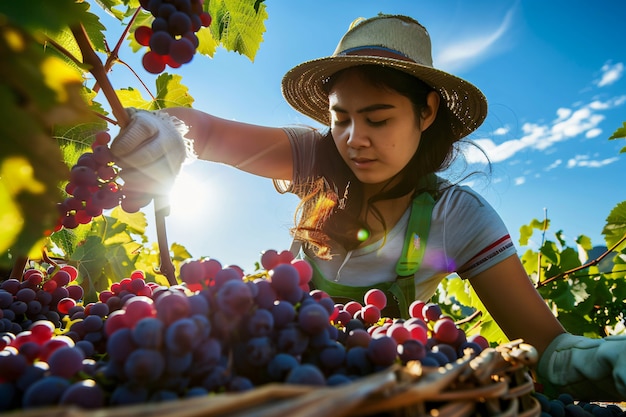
[{"xmin": 281, "ymin": 14, "xmax": 488, "ymax": 140}]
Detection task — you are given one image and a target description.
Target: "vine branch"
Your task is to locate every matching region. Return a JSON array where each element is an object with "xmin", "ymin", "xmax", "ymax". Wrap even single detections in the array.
[
  {"xmin": 71, "ymin": 23, "xmax": 177, "ymax": 286},
  {"xmin": 536, "ymin": 231, "xmax": 626, "ymax": 288}
]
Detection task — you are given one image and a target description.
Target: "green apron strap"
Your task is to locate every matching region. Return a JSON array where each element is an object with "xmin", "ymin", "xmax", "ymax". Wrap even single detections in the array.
[
  {"xmin": 395, "ymin": 191, "xmax": 435, "ymax": 277},
  {"xmin": 304, "ymin": 185, "xmax": 437, "ymax": 319}
]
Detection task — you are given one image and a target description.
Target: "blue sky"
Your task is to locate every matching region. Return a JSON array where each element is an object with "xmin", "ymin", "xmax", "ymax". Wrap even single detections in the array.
[{"xmin": 95, "ymin": 1, "xmax": 626, "ymax": 272}]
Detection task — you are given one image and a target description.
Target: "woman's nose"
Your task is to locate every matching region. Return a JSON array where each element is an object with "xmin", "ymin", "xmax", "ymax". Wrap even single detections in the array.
[{"xmin": 346, "ymin": 122, "xmax": 370, "ymax": 148}]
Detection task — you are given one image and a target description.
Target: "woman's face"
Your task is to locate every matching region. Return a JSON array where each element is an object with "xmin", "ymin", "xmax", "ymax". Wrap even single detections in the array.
[{"xmin": 328, "ymin": 71, "xmax": 431, "ymax": 188}]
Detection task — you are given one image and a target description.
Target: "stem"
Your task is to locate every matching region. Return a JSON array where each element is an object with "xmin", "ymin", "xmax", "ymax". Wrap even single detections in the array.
[
  {"xmin": 537, "ymin": 231, "xmax": 626, "ymax": 288},
  {"xmin": 9, "ymin": 256, "xmax": 29, "ymax": 280},
  {"xmin": 116, "ymin": 58, "xmax": 157, "ymax": 101},
  {"xmin": 531, "ymin": 208, "xmax": 549, "ymax": 286},
  {"xmin": 93, "ymin": 7, "xmax": 141, "ymax": 93},
  {"xmin": 71, "ymin": 24, "xmax": 129, "ymax": 127},
  {"xmin": 71, "ymin": 23, "xmax": 177, "ymax": 286}
]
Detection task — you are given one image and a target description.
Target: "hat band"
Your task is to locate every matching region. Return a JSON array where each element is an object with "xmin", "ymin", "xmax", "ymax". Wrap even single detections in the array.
[{"xmin": 338, "ymin": 46, "xmax": 415, "ymax": 63}]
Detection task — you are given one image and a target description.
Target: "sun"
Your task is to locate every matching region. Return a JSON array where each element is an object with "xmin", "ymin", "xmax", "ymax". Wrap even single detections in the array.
[{"xmin": 167, "ymin": 170, "xmax": 210, "ymax": 217}]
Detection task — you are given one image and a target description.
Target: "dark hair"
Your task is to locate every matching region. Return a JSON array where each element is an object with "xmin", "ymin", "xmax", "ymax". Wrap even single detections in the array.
[{"xmin": 282, "ymin": 65, "xmax": 461, "ymax": 259}]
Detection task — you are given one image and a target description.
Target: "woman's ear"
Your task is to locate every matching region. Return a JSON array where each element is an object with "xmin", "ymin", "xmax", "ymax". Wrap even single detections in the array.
[{"xmin": 420, "ymin": 91, "xmax": 440, "ymax": 131}]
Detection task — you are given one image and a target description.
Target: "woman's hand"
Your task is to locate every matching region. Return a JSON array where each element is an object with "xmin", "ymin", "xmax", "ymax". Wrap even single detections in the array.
[
  {"xmin": 110, "ymin": 109, "xmax": 193, "ymax": 197},
  {"xmin": 537, "ymin": 333, "xmax": 626, "ymax": 401}
]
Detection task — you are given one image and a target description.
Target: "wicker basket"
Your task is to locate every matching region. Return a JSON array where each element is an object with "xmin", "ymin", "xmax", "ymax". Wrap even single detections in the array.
[{"xmin": 11, "ymin": 340, "xmax": 540, "ymax": 417}]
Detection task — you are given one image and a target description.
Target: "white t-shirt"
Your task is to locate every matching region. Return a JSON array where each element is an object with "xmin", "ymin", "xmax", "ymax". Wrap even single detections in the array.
[{"xmin": 283, "ymin": 126, "xmax": 517, "ymax": 302}]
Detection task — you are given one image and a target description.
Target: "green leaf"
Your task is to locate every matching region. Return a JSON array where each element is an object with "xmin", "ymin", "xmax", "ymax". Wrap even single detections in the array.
[
  {"xmin": 92, "ymin": 0, "xmax": 128, "ymax": 21},
  {"xmin": 196, "ymin": 26, "xmax": 219, "ymax": 57},
  {"xmin": 519, "ymin": 218, "xmax": 548, "ymax": 246},
  {"xmin": 0, "ymin": 0, "xmax": 85, "ymax": 33},
  {"xmin": 110, "ymin": 207, "xmax": 148, "ymax": 236},
  {"xmin": 154, "ymin": 73, "xmax": 194, "ymax": 109},
  {"xmin": 609, "ymin": 121, "xmax": 626, "ymax": 140},
  {"xmin": 576, "ymin": 235, "xmax": 593, "ymax": 252},
  {"xmin": 602, "ymin": 201, "xmax": 626, "ymax": 249},
  {"xmin": 208, "ymin": 0, "xmax": 268, "ymax": 61},
  {"xmin": 126, "ymin": 10, "xmax": 155, "ymax": 53},
  {"xmin": 116, "ymin": 87, "xmax": 153, "ymax": 109}
]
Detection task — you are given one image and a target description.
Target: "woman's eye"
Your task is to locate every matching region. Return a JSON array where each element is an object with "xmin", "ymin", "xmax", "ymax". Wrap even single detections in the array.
[
  {"xmin": 368, "ymin": 119, "xmax": 387, "ymax": 126},
  {"xmin": 333, "ymin": 118, "xmax": 350, "ymax": 126}
]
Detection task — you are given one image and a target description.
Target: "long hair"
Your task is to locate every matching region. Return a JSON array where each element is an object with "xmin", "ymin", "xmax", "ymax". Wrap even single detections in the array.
[{"xmin": 279, "ymin": 65, "xmax": 462, "ymax": 259}]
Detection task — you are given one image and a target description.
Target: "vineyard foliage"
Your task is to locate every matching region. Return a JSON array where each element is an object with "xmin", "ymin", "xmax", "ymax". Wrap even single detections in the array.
[{"xmin": 0, "ymin": 0, "xmax": 624, "ymax": 345}]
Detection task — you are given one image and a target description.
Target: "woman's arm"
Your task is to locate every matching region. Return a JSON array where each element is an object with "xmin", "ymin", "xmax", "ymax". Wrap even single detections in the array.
[
  {"xmin": 469, "ymin": 254, "xmax": 565, "ymax": 356},
  {"xmin": 163, "ymin": 107, "xmax": 294, "ymax": 181}
]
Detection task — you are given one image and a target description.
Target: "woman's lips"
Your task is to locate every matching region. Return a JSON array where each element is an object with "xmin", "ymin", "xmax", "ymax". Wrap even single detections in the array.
[{"xmin": 351, "ymin": 157, "xmax": 376, "ymax": 167}]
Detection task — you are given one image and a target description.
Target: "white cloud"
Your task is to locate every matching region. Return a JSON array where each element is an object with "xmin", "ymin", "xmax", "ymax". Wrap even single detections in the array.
[
  {"xmin": 466, "ymin": 96, "xmax": 625, "ymax": 164},
  {"xmin": 596, "ymin": 62, "xmax": 624, "ymax": 87},
  {"xmin": 435, "ymin": 8, "xmax": 515, "ymax": 72},
  {"xmin": 546, "ymin": 159, "xmax": 562, "ymax": 171},
  {"xmin": 585, "ymin": 128, "xmax": 602, "ymax": 138},
  {"xmin": 514, "ymin": 177, "xmax": 525, "ymax": 185},
  {"xmin": 493, "ymin": 126, "xmax": 509, "ymax": 136},
  {"xmin": 566, "ymin": 155, "xmax": 619, "ymax": 168}
]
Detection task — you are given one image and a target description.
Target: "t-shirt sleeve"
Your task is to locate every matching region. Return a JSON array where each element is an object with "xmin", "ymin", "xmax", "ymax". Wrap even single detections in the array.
[
  {"xmin": 440, "ymin": 185, "xmax": 517, "ymax": 279},
  {"xmin": 281, "ymin": 126, "xmax": 324, "ymax": 193}
]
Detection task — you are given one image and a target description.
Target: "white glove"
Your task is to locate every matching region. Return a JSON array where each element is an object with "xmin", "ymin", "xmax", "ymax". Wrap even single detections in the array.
[
  {"xmin": 110, "ymin": 108, "xmax": 194, "ymax": 197},
  {"xmin": 536, "ymin": 332, "xmax": 626, "ymax": 401}
]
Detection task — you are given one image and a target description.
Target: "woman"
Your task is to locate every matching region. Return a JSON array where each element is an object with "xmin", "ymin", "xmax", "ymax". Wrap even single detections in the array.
[{"xmin": 111, "ymin": 14, "xmax": 626, "ymax": 401}]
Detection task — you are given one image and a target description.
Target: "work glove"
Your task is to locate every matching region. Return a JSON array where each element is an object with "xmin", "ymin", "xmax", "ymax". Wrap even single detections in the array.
[
  {"xmin": 536, "ymin": 332, "xmax": 626, "ymax": 401},
  {"xmin": 110, "ymin": 108, "xmax": 195, "ymax": 208}
]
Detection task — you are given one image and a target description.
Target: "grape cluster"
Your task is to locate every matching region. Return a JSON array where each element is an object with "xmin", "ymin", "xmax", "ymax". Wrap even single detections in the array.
[
  {"xmin": 1, "ymin": 250, "xmax": 625, "ymax": 414},
  {"xmin": 533, "ymin": 392, "xmax": 626, "ymax": 417},
  {"xmin": 57, "ymin": 131, "xmax": 122, "ymax": 230},
  {"xmin": 135, "ymin": 0, "xmax": 213, "ymax": 74},
  {"xmin": 57, "ymin": 131, "xmax": 155, "ymax": 231},
  {"xmin": 0, "ymin": 265, "xmax": 82, "ymax": 334}
]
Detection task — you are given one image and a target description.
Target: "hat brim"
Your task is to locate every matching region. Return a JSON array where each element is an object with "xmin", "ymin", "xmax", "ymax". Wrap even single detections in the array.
[{"xmin": 281, "ymin": 55, "xmax": 487, "ymax": 140}]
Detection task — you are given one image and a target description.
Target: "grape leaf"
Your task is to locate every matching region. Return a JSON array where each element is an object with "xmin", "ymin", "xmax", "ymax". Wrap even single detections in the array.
[
  {"xmin": 196, "ymin": 26, "xmax": 219, "ymax": 57},
  {"xmin": 116, "ymin": 87, "xmax": 153, "ymax": 110},
  {"xmin": 602, "ymin": 201, "xmax": 626, "ymax": 249},
  {"xmin": 609, "ymin": 122, "xmax": 626, "ymax": 140},
  {"xmin": 208, "ymin": 0, "xmax": 268, "ymax": 61},
  {"xmin": 110, "ymin": 207, "xmax": 148, "ymax": 236},
  {"xmin": 154, "ymin": 73, "xmax": 194, "ymax": 109},
  {"xmin": 518, "ymin": 218, "xmax": 548, "ymax": 246},
  {"xmin": 126, "ymin": 10, "xmax": 155, "ymax": 53},
  {"xmin": 0, "ymin": 0, "xmax": 85, "ymax": 33}
]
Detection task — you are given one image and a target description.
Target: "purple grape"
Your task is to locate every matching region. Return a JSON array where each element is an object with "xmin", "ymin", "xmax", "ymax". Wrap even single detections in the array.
[
  {"xmin": 271, "ymin": 300, "xmax": 296, "ymax": 328},
  {"xmin": 298, "ymin": 302, "xmax": 330, "ymax": 335},
  {"xmin": 15, "ymin": 288, "xmax": 36, "ymax": 303},
  {"xmin": 164, "ymin": 351, "xmax": 192, "ymax": 376},
  {"xmin": 22, "ymin": 376, "xmax": 71, "ymax": 409},
  {"xmin": 48, "ymin": 346, "xmax": 85, "ymax": 378},
  {"xmin": 215, "ymin": 279, "xmax": 253, "ymax": 317},
  {"xmin": 131, "ymin": 317, "xmax": 164, "ymax": 349},
  {"xmin": 165, "ymin": 317, "xmax": 201, "ymax": 354},
  {"xmin": 59, "ymin": 379, "xmax": 105, "ymax": 409},
  {"xmin": 276, "ymin": 324, "xmax": 309, "ymax": 356},
  {"xmin": 106, "ymin": 328, "xmax": 137, "ymax": 364},
  {"xmin": 246, "ymin": 308, "xmax": 274, "ymax": 337},
  {"xmin": 0, "ymin": 350, "xmax": 28, "ymax": 381},
  {"xmin": 245, "ymin": 336, "xmax": 274, "ymax": 367},
  {"xmin": 319, "ymin": 342, "xmax": 346, "ymax": 371},
  {"xmin": 0, "ymin": 290, "xmax": 13, "ymax": 308},
  {"xmin": 269, "ymin": 264, "xmax": 300, "ymax": 297},
  {"xmin": 124, "ymin": 348, "xmax": 165, "ymax": 383},
  {"xmin": 252, "ymin": 279, "xmax": 278, "ymax": 310},
  {"xmin": 267, "ymin": 353, "xmax": 299, "ymax": 381},
  {"xmin": 155, "ymin": 291, "xmax": 191, "ymax": 326},
  {"xmin": 285, "ymin": 364, "xmax": 325, "ymax": 386},
  {"xmin": 110, "ymin": 383, "xmax": 149, "ymax": 406},
  {"xmin": 398, "ymin": 339, "xmax": 427, "ymax": 363},
  {"xmin": 345, "ymin": 346, "xmax": 373, "ymax": 376}
]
